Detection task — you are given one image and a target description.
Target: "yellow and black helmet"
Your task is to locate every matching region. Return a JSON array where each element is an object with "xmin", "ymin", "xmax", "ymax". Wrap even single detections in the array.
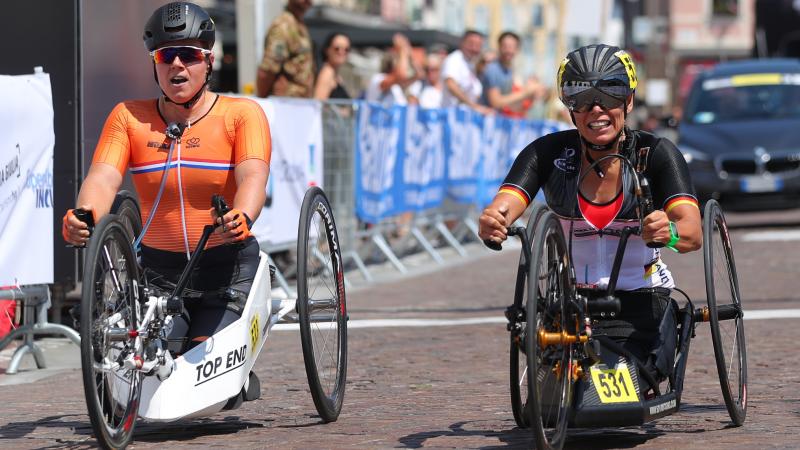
[{"xmin": 557, "ymin": 44, "xmax": 638, "ymax": 110}]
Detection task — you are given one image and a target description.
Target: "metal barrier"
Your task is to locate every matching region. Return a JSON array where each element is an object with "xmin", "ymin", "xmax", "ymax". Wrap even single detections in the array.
[
  {"xmin": 261, "ymin": 98, "xmax": 565, "ymax": 292},
  {"xmin": 319, "ymin": 100, "xmax": 482, "ymax": 285},
  {"xmin": 0, "ymin": 284, "xmax": 80, "ymax": 374}
]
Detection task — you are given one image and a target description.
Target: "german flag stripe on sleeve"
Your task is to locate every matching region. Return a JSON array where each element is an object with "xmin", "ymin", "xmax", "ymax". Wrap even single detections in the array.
[
  {"xmin": 499, "ymin": 185, "xmax": 531, "ymax": 206},
  {"xmin": 664, "ymin": 195, "xmax": 699, "ymax": 213}
]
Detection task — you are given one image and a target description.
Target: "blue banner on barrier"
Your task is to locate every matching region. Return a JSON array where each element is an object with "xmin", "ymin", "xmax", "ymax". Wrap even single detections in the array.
[
  {"xmin": 354, "ymin": 102, "xmax": 405, "ymax": 223},
  {"xmin": 355, "ymin": 101, "xmax": 569, "ymax": 223},
  {"xmin": 403, "ymin": 105, "xmax": 446, "ymax": 212}
]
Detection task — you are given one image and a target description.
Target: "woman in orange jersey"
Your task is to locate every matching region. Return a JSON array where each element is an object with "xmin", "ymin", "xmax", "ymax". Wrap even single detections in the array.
[{"xmin": 62, "ymin": 2, "xmax": 270, "ymax": 374}]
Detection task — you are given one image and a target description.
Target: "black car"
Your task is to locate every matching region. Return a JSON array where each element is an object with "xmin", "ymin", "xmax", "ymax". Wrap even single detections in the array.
[{"xmin": 678, "ymin": 58, "xmax": 800, "ymax": 210}]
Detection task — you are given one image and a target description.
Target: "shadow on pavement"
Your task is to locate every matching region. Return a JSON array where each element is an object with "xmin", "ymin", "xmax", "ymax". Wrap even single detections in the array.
[
  {"xmin": 133, "ymin": 416, "xmax": 267, "ymax": 442},
  {"xmin": 397, "ymin": 421, "xmax": 534, "ymax": 449},
  {"xmin": 0, "ymin": 414, "xmax": 94, "ymax": 448},
  {"xmin": 396, "ymin": 421, "xmax": 673, "ymax": 449}
]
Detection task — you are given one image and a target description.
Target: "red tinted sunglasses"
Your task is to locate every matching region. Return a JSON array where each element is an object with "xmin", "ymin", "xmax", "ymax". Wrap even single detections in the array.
[{"xmin": 150, "ymin": 46, "xmax": 211, "ymax": 64}]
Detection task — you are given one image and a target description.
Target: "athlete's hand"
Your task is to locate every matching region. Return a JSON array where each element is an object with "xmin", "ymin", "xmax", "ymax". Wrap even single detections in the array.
[
  {"xmin": 479, "ymin": 203, "xmax": 510, "ymax": 244},
  {"xmin": 642, "ymin": 209, "xmax": 670, "ymax": 245},
  {"xmin": 212, "ymin": 208, "xmax": 252, "ymax": 244},
  {"xmin": 62, "ymin": 206, "xmax": 95, "ymax": 246}
]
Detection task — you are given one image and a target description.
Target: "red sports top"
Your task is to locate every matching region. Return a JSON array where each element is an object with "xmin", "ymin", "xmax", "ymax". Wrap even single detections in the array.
[{"xmin": 92, "ymin": 95, "xmax": 271, "ymax": 252}]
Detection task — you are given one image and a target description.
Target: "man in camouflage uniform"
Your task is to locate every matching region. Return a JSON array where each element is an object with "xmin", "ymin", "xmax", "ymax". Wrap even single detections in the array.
[{"xmin": 256, "ymin": 0, "xmax": 314, "ymax": 97}]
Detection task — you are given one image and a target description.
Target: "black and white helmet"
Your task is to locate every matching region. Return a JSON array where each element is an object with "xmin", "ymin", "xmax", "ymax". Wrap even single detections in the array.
[{"xmin": 143, "ymin": 1, "xmax": 215, "ymax": 51}]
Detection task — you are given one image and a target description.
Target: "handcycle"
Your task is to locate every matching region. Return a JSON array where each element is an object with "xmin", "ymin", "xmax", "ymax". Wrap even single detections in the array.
[
  {"xmin": 76, "ymin": 186, "xmax": 347, "ymax": 449},
  {"xmin": 487, "ymin": 155, "xmax": 746, "ymax": 449}
]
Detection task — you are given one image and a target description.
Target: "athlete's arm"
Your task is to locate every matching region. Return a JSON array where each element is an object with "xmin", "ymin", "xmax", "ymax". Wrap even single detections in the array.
[
  {"xmin": 642, "ymin": 137, "xmax": 702, "ymax": 252},
  {"xmin": 233, "ymin": 159, "xmax": 268, "ymax": 222},
  {"xmin": 641, "ymin": 204, "xmax": 701, "ymax": 253},
  {"xmin": 63, "ymin": 163, "xmax": 123, "ymax": 246},
  {"xmin": 479, "ymin": 141, "xmax": 543, "ymax": 244},
  {"xmin": 478, "ymin": 193, "xmax": 528, "ymax": 243}
]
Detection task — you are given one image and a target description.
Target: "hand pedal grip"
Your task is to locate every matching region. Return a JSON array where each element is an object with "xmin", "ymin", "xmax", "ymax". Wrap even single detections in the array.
[
  {"xmin": 73, "ymin": 208, "xmax": 95, "ymax": 231},
  {"xmin": 639, "ymin": 178, "xmax": 665, "ymax": 249},
  {"xmin": 212, "ymin": 194, "xmax": 231, "ymax": 218}
]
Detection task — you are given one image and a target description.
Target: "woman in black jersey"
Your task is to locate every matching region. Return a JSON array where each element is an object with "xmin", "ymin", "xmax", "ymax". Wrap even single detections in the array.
[{"xmin": 478, "ymin": 44, "xmax": 703, "ymax": 393}]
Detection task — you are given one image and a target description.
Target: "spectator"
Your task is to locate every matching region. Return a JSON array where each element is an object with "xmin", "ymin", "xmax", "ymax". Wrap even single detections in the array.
[
  {"xmin": 441, "ymin": 30, "xmax": 492, "ymax": 114},
  {"xmin": 314, "ymin": 32, "xmax": 351, "ymax": 100},
  {"xmin": 256, "ymin": 0, "xmax": 314, "ymax": 98},
  {"xmin": 407, "ymin": 53, "xmax": 444, "ymax": 108},
  {"xmin": 365, "ymin": 33, "xmax": 419, "ymax": 106},
  {"xmin": 481, "ymin": 31, "xmax": 545, "ymax": 118}
]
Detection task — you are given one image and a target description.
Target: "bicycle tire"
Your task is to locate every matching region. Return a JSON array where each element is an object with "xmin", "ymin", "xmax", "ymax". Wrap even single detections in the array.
[
  {"xmin": 110, "ymin": 190, "xmax": 142, "ymax": 243},
  {"xmin": 509, "ymin": 202, "xmax": 549, "ymax": 428},
  {"xmin": 80, "ymin": 215, "xmax": 142, "ymax": 449},
  {"xmin": 703, "ymin": 199, "xmax": 747, "ymax": 425},
  {"xmin": 526, "ymin": 212, "xmax": 574, "ymax": 450},
  {"xmin": 297, "ymin": 187, "xmax": 348, "ymax": 422}
]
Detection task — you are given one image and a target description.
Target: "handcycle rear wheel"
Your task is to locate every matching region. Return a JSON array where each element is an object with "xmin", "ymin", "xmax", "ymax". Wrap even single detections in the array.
[
  {"xmin": 526, "ymin": 212, "xmax": 574, "ymax": 450},
  {"xmin": 509, "ymin": 202, "xmax": 549, "ymax": 429},
  {"xmin": 703, "ymin": 199, "xmax": 747, "ymax": 425},
  {"xmin": 110, "ymin": 190, "xmax": 142, "ymax": 244},
  {"xmin": 297, "ymin": 187, "xmax": 348, "ymax": 422},
  {"xmin": 80, "ymin": 215, "xmax": 143, "ymax": 449}
]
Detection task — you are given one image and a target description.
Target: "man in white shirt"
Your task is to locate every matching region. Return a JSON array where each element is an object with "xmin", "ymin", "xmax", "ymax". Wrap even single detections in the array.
[
  {"xmin": 441, "ymin": 30, "xmax": 492, "ymax": 114},
  {"xmin": 365, "ymin": 33, "xmax": 418, "ymax": 106},
  {"xmin": 408, "ymin": 53, "xmax": 444, "ymax": 108}
]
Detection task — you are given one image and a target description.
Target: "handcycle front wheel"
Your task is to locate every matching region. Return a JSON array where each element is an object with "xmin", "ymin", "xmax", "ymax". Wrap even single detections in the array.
[
  {"xmin": 526, "ymin": 211, "xmax": 574, "ymax": 450},
  {"xmin": 509, "ymin": 202, "xmax": 549, "ymax": 429},
  {"xmin": 80, "ymin": 215, "xmax": 143, "ymax": 449},
  {"xmin": 297, "ymin": 186, "xmax": 348, "ymax": 422},
  {"xmin": 703, "ymin": 199, "xmax": 747, "ymax": 425},
  {"xmin": 110, "ymin": 190, "xmax": 142, "ymax": 244}
]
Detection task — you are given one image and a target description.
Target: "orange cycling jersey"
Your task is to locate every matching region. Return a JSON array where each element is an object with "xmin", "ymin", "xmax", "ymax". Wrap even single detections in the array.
[{"xmin": 92, "ymin": 95, "xmax": 271, "ymax": 253}]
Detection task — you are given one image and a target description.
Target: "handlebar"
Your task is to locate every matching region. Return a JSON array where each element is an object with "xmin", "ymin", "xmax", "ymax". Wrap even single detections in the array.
[
  {"xmin": 638, "ymin": 177, "xmax": 664, "ymax": 249},
  {"xmin": 483, "ymin": 226, "xmax": 525, "ymax": 251}
]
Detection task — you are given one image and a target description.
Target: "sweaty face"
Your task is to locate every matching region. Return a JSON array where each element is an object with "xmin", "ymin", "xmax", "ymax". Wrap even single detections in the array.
[
  {"xmin": 154, "ymin": 39, "xmax": 212, "ymax": 103},
  {"xmin": 572, "ymin": 95, "xmax": 633, "ymax": 146}
]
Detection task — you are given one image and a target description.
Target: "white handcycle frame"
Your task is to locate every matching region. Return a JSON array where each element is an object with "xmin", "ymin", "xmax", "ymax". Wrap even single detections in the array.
[{"xmin": 106, "ymin": 250, "xmax": 296, "ymax": 422}]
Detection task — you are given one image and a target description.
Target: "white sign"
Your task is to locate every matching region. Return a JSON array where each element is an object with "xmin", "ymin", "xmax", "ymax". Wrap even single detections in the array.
[
  {"xmin": 248, "ymin": 97, "xmax": 323, "ymax": 247},
  {"xmin": 0, "ymin": 70, "xmax": 55, "ymax": 285}
]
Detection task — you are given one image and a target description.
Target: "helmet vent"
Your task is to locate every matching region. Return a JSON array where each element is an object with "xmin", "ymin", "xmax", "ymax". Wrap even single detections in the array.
[{"xmin": 166, "ymin": 4, "xmax": 183, "ymax": 23}]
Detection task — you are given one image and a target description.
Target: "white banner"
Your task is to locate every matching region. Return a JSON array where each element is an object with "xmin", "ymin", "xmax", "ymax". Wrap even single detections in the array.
[
  {"xmin": 0, "ymin": 70, "xmax": 55, "ymax": 285},
  {"xmin": 249, "ymin": 97, "xmax": 323, "ymax": 247}
]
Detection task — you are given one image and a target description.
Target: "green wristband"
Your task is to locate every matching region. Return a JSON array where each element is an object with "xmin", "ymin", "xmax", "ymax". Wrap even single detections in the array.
[{"xmin": 666, "ymin": 221, "xmax": 680, "ymax": 252}]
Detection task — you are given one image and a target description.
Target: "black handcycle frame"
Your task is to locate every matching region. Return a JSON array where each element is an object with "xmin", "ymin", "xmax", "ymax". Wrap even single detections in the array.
[{"xmin": 496, "ymin": 166, "xmax": 746, "ymax": 449}]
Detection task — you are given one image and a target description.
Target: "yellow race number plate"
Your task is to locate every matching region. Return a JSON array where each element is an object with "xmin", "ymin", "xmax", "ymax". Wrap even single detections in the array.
[{"xmin": 590, "ymin": 363, "xmax": 639, "ymax": 403}]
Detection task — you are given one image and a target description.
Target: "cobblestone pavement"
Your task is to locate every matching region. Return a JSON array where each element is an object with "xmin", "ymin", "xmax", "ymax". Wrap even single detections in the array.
[{"xmin": 0, "ymin": 210, "xmax": 798, "ymax": 449}]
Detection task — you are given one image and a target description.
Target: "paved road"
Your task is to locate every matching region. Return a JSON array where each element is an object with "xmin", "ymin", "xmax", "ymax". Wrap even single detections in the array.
[{"xmin": 1, "ymin": 209, "xmax": 798, "ymax": 449}]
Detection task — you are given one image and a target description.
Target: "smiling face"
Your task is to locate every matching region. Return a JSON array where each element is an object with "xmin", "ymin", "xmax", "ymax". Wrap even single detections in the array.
[
  {"xmin": 461, "ymin": 33, "xmax": 484, "ymax": 63},
  {"xmin": 572, "ymin": 95, "xmax": 634, "ymax": 146},
  {"xmin": 325, "ymin": 35, "xmax": 350, "ymax": 68},
  {"xmin": 153, "ymin": 39, "xmax": 213, "ymax": 103},
  {"xmin": 498, "ymin": 35, "xmax": 519, "ymax": 66}
]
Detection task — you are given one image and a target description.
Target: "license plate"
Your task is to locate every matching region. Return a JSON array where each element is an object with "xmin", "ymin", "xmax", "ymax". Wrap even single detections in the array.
[
  {"xmin": 590, "ymin": 363, "xmax": 639, "ymax": 403},
  {"xmin": 740, "ymin": 175, "xmax": 782, "ymax": 193}
]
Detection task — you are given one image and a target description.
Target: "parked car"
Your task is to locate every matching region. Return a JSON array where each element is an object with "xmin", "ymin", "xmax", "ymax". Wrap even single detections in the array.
[{"xmin": 677, "ymin": 58, "xmax": 800, "ymax": 210}]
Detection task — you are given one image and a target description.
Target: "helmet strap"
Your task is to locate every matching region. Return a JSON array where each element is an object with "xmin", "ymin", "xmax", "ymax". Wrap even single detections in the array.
[{"xmin": 580, "ymin": 127, "xmax": 624, "ymax": 152}]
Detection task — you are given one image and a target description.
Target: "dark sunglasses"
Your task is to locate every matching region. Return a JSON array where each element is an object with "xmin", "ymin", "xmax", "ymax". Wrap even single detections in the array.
[
  {"xmin": 333, "ymin": 46, "xmax": 351, "ymax": 53},
  {"xmin": 561, "ymin": 78, "xmax": 632, "ymax": 112},
  {"xmin": 150, "ymin": 46, "xmax": 211, "ymax": 64}
]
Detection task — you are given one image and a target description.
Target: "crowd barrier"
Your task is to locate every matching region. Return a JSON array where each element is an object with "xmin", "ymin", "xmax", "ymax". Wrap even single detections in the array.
[{"xmin": 259, "ymin": 98, "xmax": 569, "ymax": 293}]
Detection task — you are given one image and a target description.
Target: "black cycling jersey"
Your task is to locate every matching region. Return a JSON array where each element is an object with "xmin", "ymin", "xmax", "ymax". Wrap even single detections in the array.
[
  {"xmin": 500, "ymin": 127, "xmax": 696, "ymax": 220},
  {"xmin": 499, "ymin": 127, "xmax": 698, "ymax": 291}
]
